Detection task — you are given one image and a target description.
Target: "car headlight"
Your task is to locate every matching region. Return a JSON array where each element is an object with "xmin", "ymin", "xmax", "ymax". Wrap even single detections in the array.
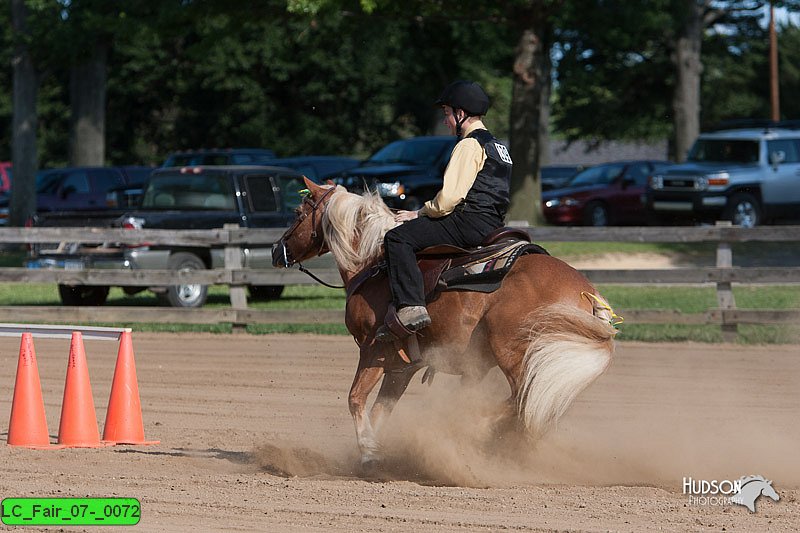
[
  {"xmin": 544, "ymin": 197, "xmax": 578, "ymax": 208},
  {"xmin": 649, "ymin": 175, "xmax": 664, "ymax": 189},
  {"xmin": 693, "ymin": 176, "xmax": 708, "ymax": 190},
  {"xmin": 375, "ymin": 181, "xmax": 405, "ymax": 197}
]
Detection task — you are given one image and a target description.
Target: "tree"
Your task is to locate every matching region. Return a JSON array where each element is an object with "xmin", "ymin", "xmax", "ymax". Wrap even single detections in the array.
[
  {"xmin": 10, "ymin": 0, "xmax": 39, "ymax": 227},
  {"xmin": 506, "ymin": 2, "xmax": 562, "ymax": 225}
]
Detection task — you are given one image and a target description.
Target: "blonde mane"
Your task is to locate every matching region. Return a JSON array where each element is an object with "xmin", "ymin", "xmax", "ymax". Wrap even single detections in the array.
[{"xmin": 322, "ymin": 186, "xmax": 398, "ymax": 273}]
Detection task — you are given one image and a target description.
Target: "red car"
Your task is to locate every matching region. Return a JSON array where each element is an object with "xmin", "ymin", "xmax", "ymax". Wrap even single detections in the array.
[
  {"xmin": 0, "ymin": 161, "xmax": 11, "ymax": 194},
  {"xmin": 542, "ymin": 160, "xmax": 673, "ymax": 226}
]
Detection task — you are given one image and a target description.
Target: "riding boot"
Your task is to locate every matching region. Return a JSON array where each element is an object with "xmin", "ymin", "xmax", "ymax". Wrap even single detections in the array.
[{"xmin": 374, "ymin": 305, "xmax": 431, "ymax": 342}]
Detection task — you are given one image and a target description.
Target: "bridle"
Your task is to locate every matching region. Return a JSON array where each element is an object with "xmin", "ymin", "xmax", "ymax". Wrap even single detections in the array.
[{"xmin": 277, "ymin": 185, "xmax": 344, "ymax": 289}]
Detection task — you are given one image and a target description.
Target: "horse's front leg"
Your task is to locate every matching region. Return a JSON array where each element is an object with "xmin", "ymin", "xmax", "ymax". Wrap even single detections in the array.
[
  {"xmin": 370, "ymin": 364, "xmax": 420, "ymax": 435},
  {"xmin": 348, "ymin": 351, "xmax": 385, "ymax": 467}
]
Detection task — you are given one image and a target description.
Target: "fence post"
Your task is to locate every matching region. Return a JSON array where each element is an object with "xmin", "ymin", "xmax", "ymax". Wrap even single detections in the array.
[
  {"xmin": 223, "ymin": 224, "xmax": 248, "ymax": 333},
  {"xmin": 715, "ymin": 221, "xmax": 737, "ymax": 342}
]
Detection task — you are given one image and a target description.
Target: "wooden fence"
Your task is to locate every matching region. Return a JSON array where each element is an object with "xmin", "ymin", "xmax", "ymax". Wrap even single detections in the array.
[{"xmin": 1, "ymin": 224, "xmax": 799, "ymax": 338}]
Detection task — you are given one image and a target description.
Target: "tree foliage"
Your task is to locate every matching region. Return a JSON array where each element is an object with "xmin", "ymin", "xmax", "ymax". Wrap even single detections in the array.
[{"xmin": 1, "ymin": 0, "xmax": 799, "ymax": 172}]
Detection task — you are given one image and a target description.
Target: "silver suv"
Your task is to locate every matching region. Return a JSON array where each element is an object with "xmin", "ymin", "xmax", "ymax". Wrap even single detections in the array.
[{"xmin": 645, "ymin": 126, "xmax": 800, "ymax": 227}]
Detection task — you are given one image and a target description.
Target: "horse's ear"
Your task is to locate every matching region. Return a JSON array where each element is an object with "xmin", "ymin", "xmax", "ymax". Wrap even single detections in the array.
[
  {"xmin": 302, "ymin": 176, "xmax": 320, "ymax": 192},
  {"xmin": 325, "ymin": 179, "xmax": 335, "ymax": 186}
]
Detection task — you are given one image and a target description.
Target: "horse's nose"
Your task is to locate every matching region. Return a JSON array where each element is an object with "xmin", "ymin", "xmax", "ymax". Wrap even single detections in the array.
[{"xmin": 271, "ymin": 241, "xmax": 288, "ymax": 267}]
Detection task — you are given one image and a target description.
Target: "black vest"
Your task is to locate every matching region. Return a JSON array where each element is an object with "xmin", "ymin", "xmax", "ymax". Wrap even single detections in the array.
[{"xmin": 460, "ymin": 129, "xmax": 512, "ymax": 219}]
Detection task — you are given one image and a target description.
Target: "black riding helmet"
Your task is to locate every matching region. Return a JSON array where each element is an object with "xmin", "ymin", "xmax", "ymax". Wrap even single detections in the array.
[{"xmin": 435, "ymin": 80, "xmax": 490, "ymax": 136}]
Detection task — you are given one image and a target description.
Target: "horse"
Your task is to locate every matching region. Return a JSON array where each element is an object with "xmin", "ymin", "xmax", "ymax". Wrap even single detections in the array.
[
  {"xmin": 730, "ymin": 475, "xmax": 780, "ymax": 512},
  {"xmin": 272, "ymin": 177, "xmax": 619, "ymax": 467}
]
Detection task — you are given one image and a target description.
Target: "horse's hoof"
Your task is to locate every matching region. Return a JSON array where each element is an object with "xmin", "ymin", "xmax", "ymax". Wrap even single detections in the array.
[{"xmin": 360, "ymin": 457, "xmax": 381, "ymax": 474}]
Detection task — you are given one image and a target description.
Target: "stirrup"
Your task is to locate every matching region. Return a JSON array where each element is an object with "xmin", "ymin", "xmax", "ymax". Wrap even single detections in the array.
[{"xmin": 374, "ymin": 305, "xmax": 430, "ymax": 343}]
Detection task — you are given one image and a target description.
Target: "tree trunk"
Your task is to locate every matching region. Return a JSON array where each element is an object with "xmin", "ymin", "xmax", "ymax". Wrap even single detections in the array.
[
  {"xmin": 70, "ymin": 41, "xmax": 108, "ymax": 166},
  {"xmin": 10, "ymin": 0, "xmax": 39, "ymax": 227},
  {"xmin": 507, "ymin": 21, "xmax": 551, "ymax": 226},
  {"xmin": 671, "ymin": 0, "xmax": 704, "ymax": 162}
]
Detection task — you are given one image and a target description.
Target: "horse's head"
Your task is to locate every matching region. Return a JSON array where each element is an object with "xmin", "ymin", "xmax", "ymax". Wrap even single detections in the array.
[
  {"xmin": 760, "ymin": 479, "xmax": 780, "ymax": 501},
  {"xmin": 272, "ymin": 176, "xmax": 338, "ymax": 268}
]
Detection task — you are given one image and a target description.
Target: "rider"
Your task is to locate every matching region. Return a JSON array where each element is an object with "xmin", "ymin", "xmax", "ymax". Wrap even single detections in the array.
[{"xmin": 377, "ymin": 80, "xmax": 512, "ymax": 341}]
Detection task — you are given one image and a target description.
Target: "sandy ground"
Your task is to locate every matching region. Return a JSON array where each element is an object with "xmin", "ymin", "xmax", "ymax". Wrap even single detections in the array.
[{"xmin": 1, "ymin": 333, "xmax": 798, "ymax": 532}]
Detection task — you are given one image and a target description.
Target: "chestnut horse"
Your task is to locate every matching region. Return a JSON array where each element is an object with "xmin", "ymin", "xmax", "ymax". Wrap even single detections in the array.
[{"xmin": 273, "ymin": 177, "xmax": 618, "ymax": 467}]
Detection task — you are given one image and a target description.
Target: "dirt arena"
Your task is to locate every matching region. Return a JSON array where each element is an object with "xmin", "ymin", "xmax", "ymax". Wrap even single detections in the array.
[{"xmin": 1, "ymin": 332, "xmax": 798, "ymax": 532}]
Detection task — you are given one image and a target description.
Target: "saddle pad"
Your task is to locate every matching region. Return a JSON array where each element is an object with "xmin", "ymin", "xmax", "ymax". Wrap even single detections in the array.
[{"xmin": 437, "ymin": 241, "xmax": 549, "ymax": 294}]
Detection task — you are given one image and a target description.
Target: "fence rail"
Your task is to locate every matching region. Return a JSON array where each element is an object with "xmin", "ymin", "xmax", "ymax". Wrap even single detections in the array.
[{"xmin": 1, "ymin": 224, "xmax": 798, "ymax": 337}]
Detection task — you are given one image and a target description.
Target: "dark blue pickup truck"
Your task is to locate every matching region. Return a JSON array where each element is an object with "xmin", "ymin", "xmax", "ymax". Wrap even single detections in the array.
[
  {"xmin": 31, "ymin": 165, "xmax": 307, "ymax": 307},
  {"xmin": 334, "ymin": 136, "xmax": 457, "ymax": 210}
]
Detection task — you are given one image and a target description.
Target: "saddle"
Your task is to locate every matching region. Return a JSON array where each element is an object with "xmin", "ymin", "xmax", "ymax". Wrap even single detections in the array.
[{"xmin": 349, "ymin": 227, "xmax": 549, "ymax": 348}]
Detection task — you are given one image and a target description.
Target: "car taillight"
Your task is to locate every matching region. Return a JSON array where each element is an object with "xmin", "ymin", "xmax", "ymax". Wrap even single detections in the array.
[
  {"xmin": 121, "ymin": 216, "xmax": 150, "ymax": 248},
  {"xmin": 121, "ymin": 216, "xmax": 145, "ymax": 230},
  {"xmin": 180, "ymin": 166, "xmax": 203, "ymax": 174}
]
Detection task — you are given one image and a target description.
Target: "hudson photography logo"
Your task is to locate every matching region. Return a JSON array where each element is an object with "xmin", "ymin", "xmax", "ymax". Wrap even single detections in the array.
[{"xmin": 682, "ymin": 475, "xmax": 780, "ymax": 512}]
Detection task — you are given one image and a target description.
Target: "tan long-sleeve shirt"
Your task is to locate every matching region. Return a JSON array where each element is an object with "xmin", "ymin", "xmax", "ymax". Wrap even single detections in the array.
[{"xmin": 419, "ymin": 120, "xmax": 488, "ymax": 218}]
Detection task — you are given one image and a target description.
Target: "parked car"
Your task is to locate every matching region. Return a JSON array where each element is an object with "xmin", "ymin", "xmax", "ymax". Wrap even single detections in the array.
[
  {"xmin": 269, "ymin": 156, "xmax": 359, "ymax": 182},
  {"xmin": 33, "ymin": 166, "xmax": 153, "ymax": 212},
  {"xmin": 541, "ymin": 164, "xmax": 585, "ymax": 191},
  {"xmin": 30, "ymin": 165, "xmax": 307, "ymax": 307},
  {"xmin": 542, "ymin": 160, "xmax": 673, "ymax": 226},
  {"xmin": 162, "ymin": 148, "xmax": 276, "ymax": 167},
  {"xmin": 645, "ymin": 125, "xmax": 800, "ymax": 227},
  {"xmin": 0, "ymin": 161, "xmax": 11, "ymax": 194},
  {"xmin": 334, "ymin": 136, "xmax": 458, "ymax": 209},
  {"xmin": 0, "ymin": 166, "xmax": 152, "ymax": 225}
]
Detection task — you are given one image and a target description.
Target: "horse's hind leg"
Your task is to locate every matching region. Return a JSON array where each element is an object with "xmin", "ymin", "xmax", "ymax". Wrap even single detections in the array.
[{"xmin": 348, "ymin": 353, "xmax": 385, "ymax": 467}]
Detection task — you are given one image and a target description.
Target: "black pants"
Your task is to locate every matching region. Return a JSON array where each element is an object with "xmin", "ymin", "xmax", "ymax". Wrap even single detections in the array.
[{"xmin": 384, "ymin": 210, "xmax": 502, "ymax": 309}]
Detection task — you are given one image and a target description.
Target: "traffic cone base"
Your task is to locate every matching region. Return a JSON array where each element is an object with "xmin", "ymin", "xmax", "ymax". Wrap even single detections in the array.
[{"xmin": 102, "ymin": 331, "xmax": 159, "ymax": 446}]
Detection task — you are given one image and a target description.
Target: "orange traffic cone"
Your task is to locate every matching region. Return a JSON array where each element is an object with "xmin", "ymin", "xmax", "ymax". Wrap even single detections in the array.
[
  {"xmin": 57, "ymin": 332, "xmax": 106, "ymax": 447},
  {"xmin": 7, "ymin": 333, "xmax": 53, "ymax": 448},
  {"xmin": 102, "ymin": 330, "xmax": 158, "ymax": 445}
]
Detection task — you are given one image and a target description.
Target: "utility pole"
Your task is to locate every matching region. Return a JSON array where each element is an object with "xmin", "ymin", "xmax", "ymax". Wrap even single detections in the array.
[{"xmin": 769, "ymin": 1, "xmax": 780, "ymax": 121}]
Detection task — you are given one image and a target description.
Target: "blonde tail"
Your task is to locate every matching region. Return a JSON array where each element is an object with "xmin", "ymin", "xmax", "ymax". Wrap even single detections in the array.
[{"xmin": 517, "ymin": 301, "xmax": 617, "ymax": 438}]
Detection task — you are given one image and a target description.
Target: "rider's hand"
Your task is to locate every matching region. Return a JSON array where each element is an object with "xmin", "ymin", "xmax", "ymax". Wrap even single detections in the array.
[{"xmin": 394, "ymin": 210, "xmax": 419, "ymax": 223}]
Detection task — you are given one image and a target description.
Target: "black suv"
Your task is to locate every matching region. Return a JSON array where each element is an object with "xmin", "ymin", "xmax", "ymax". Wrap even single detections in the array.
[
  {"xmin": 334, "ymin": 136, "xmax": 457, "ymax": 210},
  {"xmin": 162, "ymin": 148, "xmax": 276, "ymax": 167}
]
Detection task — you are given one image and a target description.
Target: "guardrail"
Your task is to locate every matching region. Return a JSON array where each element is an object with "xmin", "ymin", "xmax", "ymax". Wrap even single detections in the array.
[{"xmin": 1, "ymin": 224, "xmax": 798, "ymax": 339}]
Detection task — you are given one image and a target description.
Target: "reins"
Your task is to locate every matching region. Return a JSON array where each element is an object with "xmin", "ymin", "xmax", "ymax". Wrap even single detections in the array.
[
  {"xmin": 282, "ymin": 185, "xmax": 345, "ymax": 290},
  {"xmin": 297, "ymin": 263, "xmax": 345, "ymax": 289}
]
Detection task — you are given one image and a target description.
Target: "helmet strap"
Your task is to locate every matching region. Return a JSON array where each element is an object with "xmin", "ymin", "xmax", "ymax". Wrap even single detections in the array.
[{"xmin": 455, "ymin": 109, "xmax": 469, "ymax": 138}]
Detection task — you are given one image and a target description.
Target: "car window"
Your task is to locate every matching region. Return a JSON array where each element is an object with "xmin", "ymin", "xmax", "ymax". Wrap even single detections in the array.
[
  {"xmin": 142, "ymin": 174, "xmax": 234, "ymax": 209},
  {"xmin": 368, "ymin": 139, "xmax": 453, "ymax": 166},
  {"xmin": 625, "ymin": 163, "xmax": 651, "ymax": 186},
  {"xmin": 569, "ymin": 163, "xmax": 626, "ymax": 186},
  {"xmin": 275, "ymin": 175, "xmax": 305, "ymax": 212},
  {"xmin": 767, "ymin": 139, "xmax": 800, "ymax": 164},
  {"xmin": 199, "ymin": 154, "xmax": 230, "ymax": 165},
  {"xmin": 36, "ymin": 172, "xmax": 64, "ymax": 193},
  {"xmin": 243, "ymin": 175, "xmax": 278, "ymax": 212},
  {"xmin": 232, "ymin": 154, "xmax": 254, "ymax": 164},
  {"xmin": 122, "ymin": 167, "xmax": 154, "ymax": 185},
  {"xmin": 92, "ymin": 169, "xmax": 125, "ymax": 192},
  {"xmin": 62, "ymin": 170, "xmax": 90, "ymax": 193},
  {"xmin": 688, "ymin": 140, "xmax": 760, "ymax": 163}
]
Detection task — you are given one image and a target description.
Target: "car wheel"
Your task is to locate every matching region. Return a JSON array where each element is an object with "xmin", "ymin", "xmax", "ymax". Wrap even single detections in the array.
[
  {"xmin": 158, "ymin": 252, "xmax": 208, "ymax": 308},
  {"xmin": 724, "ymin": 193, "xmax": 760, "ymax": 228},
  {"xmin": 584, "ymin": 202, "xmax": 609, "ymax": 226},
  {"xmin": 58, "ymin": 285, "xmax": 109, "ymax": 306},
  {"xmin": 248, "ymin": 285, "xmax": 285, "ymax": 301}
]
